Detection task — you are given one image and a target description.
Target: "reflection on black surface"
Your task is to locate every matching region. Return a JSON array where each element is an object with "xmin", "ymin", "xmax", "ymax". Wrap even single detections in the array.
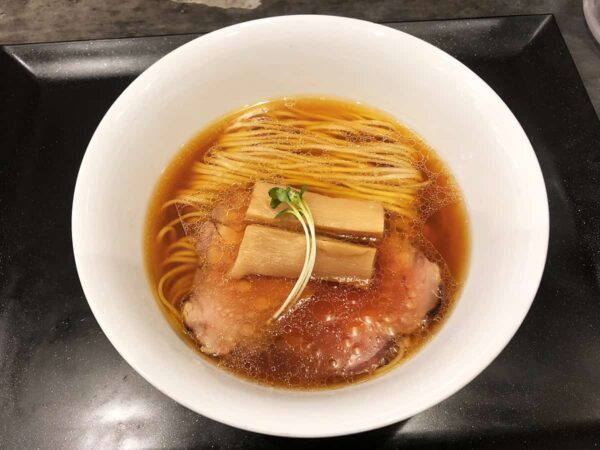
[
  {"xmin": 5, "ymin": 37, "xmax": 195, "ymax": 81},
  {"xmin": 0, "ymin": 15, "xmax": 599, "ymax": 449}
]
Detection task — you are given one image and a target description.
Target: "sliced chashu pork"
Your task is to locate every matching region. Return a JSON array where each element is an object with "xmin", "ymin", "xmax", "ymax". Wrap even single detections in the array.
[
  {"xmin": 182, "ymin": 221, "xmax": 295, "ymax": 355},
  {"xmin": 183, "ymin": 223, "xmax": 441, "ymax": 377},
  {"xmin": 272, "ymin": 232, "xmax": 442, "ymax": 378}
]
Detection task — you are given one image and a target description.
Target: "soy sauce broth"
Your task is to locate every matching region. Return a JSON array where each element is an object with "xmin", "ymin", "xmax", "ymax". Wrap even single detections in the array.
[{"xmin": 145, "ymin": 97, "xmax": 470, "ymax": 389}]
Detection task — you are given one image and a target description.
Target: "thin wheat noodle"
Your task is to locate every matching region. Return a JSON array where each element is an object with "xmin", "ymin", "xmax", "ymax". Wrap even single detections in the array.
[{"xmin": 154, "ymin": 101, "xmax": 429, "ymax": 319}]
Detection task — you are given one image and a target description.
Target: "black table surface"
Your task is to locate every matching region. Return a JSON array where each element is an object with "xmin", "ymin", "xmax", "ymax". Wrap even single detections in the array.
[{"xmin": 1, "ymin": 14, "xmax": 599, "ymax": 450}]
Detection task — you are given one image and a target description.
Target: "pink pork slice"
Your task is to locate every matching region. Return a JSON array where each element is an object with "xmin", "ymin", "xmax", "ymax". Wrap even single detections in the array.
[{"xmin": 183, "ymin": 225, "xmax": 441, "ymax": 377}]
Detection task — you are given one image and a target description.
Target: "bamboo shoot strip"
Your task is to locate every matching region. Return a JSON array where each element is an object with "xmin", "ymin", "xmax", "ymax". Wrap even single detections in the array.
[
  {"xmin": 246, "ymin": 182, "xmax": 385, "ymax": 238},
  {"xmin": 229, "ymin": 225, "xmax": 376, "ymax": 284}
]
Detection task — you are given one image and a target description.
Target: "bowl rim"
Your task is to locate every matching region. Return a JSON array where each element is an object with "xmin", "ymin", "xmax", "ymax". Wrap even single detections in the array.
[{"xmin": 72, "ymin": 14, "xmax": 549, "ymax": 437}]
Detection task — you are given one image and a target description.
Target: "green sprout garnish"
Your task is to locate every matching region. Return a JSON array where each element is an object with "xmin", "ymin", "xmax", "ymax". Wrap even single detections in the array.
[{"xmin": 268, "ymin": 185, "xmax": 316, "ymax": 321}]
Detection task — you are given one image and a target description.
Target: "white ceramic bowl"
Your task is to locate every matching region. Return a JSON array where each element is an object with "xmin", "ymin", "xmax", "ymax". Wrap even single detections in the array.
[{"xmin": 72, "ymin": 15, "xmax": 548, "ymax": 437}]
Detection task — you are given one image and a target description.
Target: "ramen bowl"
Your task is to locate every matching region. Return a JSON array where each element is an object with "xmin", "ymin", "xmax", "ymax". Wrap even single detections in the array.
[{"xmin": 72, "ymin": 15, "xmax": 548, "ymax": 437}]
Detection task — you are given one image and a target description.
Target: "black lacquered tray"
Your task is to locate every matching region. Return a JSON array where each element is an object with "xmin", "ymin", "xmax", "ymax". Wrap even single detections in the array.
[{"xmin": 1, "ymin": 15, "xmax": 599, "ymax": 449}]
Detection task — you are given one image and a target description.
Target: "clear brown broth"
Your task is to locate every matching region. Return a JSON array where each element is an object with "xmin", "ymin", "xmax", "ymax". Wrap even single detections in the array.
[{"xmin": 144, "ymin": 97, "xmax": 470, "ymax": 389}]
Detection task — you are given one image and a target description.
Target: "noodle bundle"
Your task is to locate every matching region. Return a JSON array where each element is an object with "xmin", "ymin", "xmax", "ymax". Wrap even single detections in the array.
[{"xmin": 155, "ymin": 101, "xmax": 428, "ymax": 320}]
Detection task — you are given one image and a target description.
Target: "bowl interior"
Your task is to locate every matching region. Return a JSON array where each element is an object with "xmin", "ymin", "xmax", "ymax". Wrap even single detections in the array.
[{"xmin": 72, "ymin": 16, "xmax": 548, "ymax": 437}]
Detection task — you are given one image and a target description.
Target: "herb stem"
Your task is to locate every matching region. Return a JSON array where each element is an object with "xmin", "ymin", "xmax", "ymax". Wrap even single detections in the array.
[{"xmin": 267, "ymin": 185, "xmax": 316, "ymax": 321}]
